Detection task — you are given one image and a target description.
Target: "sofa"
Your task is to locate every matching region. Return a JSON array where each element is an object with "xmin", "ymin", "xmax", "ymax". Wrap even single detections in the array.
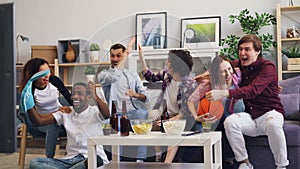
[{"xmin": 245, "ymin": 75, "xmax": 300, "ymax": 169}]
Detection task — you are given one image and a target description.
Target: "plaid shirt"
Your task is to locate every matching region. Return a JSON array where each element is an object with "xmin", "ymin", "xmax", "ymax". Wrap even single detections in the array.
[{"xmin": 144, "ymin": 69, "xmax": 197, "ymax": 117}]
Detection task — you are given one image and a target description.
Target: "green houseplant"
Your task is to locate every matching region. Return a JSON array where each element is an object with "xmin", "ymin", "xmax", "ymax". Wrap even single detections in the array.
[
  {"xmin": 89, "ymin": 43, "xmax": 100, "ymax": 51},
  {"xmin": 89, "ymin": 43, "xmax": 100, "ymax": 62},
  {"xmin": 282, "ymin": 43, "xmax": 300, "ymax": 58},
  {"xmin": 84, "ymin": 65, "xmax": 96, "ymax": 82},
  {"xmin": 220, "ymin": 9, "xmax": 277, "ymax": 60},
  {"xmin": 84, "ymin": 65, "xmax": 96, "ymax": 75}
]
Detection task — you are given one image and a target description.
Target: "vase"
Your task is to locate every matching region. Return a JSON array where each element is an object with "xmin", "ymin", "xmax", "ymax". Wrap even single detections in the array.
[
  {"xmin": 89, "ymin": 51, "xmax": 100, "ymax": 63},
  {"xmin": 65, "ymin": 41, "xmax": 76, "ymax": 62},
  {"xmin": 86, "ymin": 74, "xmax": 95, "ymax": 82}
]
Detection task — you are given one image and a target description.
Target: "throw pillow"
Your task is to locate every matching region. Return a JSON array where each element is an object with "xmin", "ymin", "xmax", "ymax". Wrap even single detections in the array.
[
  {"xmin": 279, "ymin": 93, "xmax": 300, "ymax": 118},
  {"xmin": 278, "ymin": 75, "xmax": 300, "ymax": 94}
]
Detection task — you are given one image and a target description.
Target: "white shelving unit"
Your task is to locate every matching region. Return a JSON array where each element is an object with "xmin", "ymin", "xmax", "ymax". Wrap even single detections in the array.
[{"xmin": 276, "ymin": 4, "xmax": 300, "ymax": 80}]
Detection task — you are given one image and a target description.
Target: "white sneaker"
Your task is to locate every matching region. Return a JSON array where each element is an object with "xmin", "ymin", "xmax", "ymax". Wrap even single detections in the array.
[
  {"xmin": 276, "ymin": 167, "xmax": 286, "ymax": 169},
  {"xmin": 238, "ymin": 162, "xmax": 254, "ymax": 169},
  {"xmin": 136, "ymin": 159, "xmax": 144, "ymax": 163}
]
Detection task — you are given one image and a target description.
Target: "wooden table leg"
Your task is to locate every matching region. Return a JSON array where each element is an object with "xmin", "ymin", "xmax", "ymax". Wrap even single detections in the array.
[{"xmin": 19, "ymin": 124, "xmax": 27, "ymax": 169}]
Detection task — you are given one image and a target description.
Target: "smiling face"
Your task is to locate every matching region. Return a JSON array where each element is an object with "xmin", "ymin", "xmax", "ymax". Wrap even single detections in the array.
[
  {"xmin": 219, "ymin": 60, "xmax": 234, "ymax": 88},
  {"xmin": 71, "ymin": 84, "xmax": 89, "ymax": 113},
  {"xmin": 238, "ymin": 42, "xmax": 260, "ymax": 66},
  {"xmin": 33, "ymin": 63, "xmax": 51, "ymax": 89}
]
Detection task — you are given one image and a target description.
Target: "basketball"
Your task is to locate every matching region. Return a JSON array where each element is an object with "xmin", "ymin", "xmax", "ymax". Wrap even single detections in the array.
[{"xmin": 197, "ymin": 97, "xmax": 224, "ymax": 120}]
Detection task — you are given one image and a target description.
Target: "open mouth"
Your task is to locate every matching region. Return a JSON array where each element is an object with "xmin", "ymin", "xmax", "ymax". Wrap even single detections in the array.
[{"xmin": 241, "ymin": 58, "xmax": 248, "ymax": 61}]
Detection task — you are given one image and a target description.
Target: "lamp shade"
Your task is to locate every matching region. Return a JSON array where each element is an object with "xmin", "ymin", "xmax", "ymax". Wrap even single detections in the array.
[
  {"xmin": 17, "ymin": 35, "xmax": 29, "ymax": 43},
  {"xmin": 16, "ymin": 34, "xmax": 30, "ymax": 65}
]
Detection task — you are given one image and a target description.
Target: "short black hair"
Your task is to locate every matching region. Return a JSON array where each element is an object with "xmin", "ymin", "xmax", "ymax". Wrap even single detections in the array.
[
  {"xmin": 73, "ymin": 82, "xmax": 90, "ymax": 95},
  {"xmin": 110, "ymin": 43, "xmax": 126, "ymax": 52}
]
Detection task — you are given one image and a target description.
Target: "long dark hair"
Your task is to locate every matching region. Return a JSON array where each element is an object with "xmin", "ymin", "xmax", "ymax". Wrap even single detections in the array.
[
  {"xmin": 19, "ymin": 58, "xmax": 52, "ymax": 92},
  {"xmin": 210, "ymin": 55, "xmax": 236, "ymax": 89}
]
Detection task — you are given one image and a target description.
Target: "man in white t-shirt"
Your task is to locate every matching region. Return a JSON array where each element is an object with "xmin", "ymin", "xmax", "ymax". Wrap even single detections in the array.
[{"xmin": 28, "ymin": 82, "xmax": 110, "ymax": 169}]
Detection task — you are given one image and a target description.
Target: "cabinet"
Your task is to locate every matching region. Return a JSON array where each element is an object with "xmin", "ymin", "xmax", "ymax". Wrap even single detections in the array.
[{"xmin": 276, "ymin": 4, "xmax": 300, "ymax": 80}]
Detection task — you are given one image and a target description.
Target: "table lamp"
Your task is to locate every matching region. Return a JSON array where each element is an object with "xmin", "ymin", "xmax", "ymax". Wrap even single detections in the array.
[{"xmin": 16, "ymin": 34, "xmax": 29, "ymax": 65}]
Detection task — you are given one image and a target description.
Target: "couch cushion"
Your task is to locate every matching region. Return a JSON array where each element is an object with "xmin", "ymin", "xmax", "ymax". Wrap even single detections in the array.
[
  {"xmin": 245, "ymin": 121, "xmax": 300, "ymax": 146},
  {"xmin": 279, "ymin": 93, "xmax": 300, "ymax": 117},
  {"xmin": 278, "ymin": 75, "xmax": 300, "ymax": 94}
]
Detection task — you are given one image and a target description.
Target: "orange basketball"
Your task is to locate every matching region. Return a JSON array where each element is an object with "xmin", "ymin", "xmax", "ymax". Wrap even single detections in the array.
[
  {"xmin": 197, "ymin": 97, "xmax": 210, "ymax": 115},
  {"xmin": 197, "ymin": 97, "xmax": 224, "ymax": 120}
]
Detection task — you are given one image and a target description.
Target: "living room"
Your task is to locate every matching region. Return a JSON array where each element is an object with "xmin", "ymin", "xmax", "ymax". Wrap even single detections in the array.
[{"xmin": 0, "ymin": 0, "xmax": 300, "ymax": 169}]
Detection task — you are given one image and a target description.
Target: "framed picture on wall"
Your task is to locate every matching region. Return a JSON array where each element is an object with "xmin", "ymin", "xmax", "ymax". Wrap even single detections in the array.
[
  {"xmin": 181, "ymin": 16, "xmax": 221, "ymax": 48},
  {"xmin": 136, "ymin": 12, "xmax": 167, "ymax": 50}
]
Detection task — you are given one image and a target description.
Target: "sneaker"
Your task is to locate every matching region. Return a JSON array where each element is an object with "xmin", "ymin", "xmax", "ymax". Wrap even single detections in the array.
[
  {"xmin": 136, "ymin": 159, "xmax": 144, "ymax": 163},
  {"xmin": 238, "ymin": 162, "xmax": 254, "ymax": 169},
  {"xmin": 276, "ymin": 167, "xmax": 286, "ymax": 169}
]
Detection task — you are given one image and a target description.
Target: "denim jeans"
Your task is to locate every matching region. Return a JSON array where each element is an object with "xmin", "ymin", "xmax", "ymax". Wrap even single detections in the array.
[
  {"xmin": 29, "ymin": 154, "xmax": 104, "ymax": 169},
  {"xmin": 20, "ymin": 111, "xmax": 65, "ymax": 158}
]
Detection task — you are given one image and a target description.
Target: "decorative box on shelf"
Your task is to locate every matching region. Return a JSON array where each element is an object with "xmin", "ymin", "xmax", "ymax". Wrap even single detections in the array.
[
  {"xmin": 57, "ymin": 39, "xmax": 89, "ymax": 63},
  {"xmin": 31, "ymin": 45, "xmax": 57, "ymax": 64},
  {"xmin": 287, "ymin": 58, "xmax": 300, "ymax": 70}
]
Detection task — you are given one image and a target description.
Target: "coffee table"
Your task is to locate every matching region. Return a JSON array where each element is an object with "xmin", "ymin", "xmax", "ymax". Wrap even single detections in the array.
[{"xmin": 87, "ymin": 131, "xmax": 222, "ymax": 169}]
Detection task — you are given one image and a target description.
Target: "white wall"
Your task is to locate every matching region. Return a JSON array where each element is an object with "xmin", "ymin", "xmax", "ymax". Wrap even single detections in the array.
[{"xmin": 1, "ymin": 0, "xmax": 300, "ymax": 62}]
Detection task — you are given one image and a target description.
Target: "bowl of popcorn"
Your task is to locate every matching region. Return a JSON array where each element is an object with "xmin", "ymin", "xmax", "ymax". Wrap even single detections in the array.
[
  {"xmin": 162, "ymin": 119, "xmax": 186, "ymax": 135},
  {"xmin": 130, "ymin": 120, "xmax": 153, "ymax": 135}
]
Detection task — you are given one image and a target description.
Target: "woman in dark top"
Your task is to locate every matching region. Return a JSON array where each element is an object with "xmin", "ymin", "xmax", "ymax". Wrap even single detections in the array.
[{"xmin": 19, "ymin": 58, "xmax": 71, "ymax": 158}]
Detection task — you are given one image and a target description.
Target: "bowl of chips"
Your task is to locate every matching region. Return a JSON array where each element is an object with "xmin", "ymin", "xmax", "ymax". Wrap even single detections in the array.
[{"xmin": 130, "ymin": 120, "xmax": 153, "ymax": 135}]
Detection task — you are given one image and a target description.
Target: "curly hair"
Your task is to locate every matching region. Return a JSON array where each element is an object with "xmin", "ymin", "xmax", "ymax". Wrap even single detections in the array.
[
  {"xmin": 168, "ymin": 49, "xmax": 193, "ymax": 77},
  {"xmin": 19, "ymin": 58, "xmax": 52, "ymax": 92}
]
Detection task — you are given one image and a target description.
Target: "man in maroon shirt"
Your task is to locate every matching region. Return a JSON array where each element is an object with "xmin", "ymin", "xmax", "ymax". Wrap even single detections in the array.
[{"xmin": 206, "ymin": 34, "xmax": 289, "ymax": 169}]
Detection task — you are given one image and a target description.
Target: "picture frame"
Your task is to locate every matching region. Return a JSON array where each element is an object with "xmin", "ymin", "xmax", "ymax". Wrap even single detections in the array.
[
  {"xmin": 180, "ymin": 16, "xmax": 221, "ymax": 48},
  {"xmin": 136, "ymin": 12, "xmax": 167, "ymax": 50}
]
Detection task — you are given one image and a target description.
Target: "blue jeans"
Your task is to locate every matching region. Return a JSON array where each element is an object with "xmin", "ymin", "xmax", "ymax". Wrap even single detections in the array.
[
  {"xmin": 120, "ymin": 109, "xmax": 148, "ymax": 160},
  {"xmin": 20, "ymin": 111, "xmax": 65, "ymax": 158},
  {"xmin": 29, "ymin": 154, "xmax": 104, "ymax": 169}
]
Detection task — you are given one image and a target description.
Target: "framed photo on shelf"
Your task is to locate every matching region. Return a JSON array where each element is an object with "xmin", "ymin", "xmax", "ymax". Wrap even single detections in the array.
[
  {"xmin": 136, "ymin": 12, "xmax": 167, "ymax": 50},
  {"xmin": 181, "ymin": 16, "xmax": 221, "ymax": 48}
]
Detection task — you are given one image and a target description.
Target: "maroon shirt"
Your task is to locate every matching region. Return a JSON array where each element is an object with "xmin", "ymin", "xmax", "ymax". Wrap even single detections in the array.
[{"xmin": 229, "ymin": 58, "xmax": 284, "ymax": 119}]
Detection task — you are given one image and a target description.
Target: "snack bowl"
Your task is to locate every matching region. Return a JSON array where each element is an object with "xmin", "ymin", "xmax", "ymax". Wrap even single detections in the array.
[
  {"xmin": 163, "ymin": 119, "xmax": 186, "ymax": 135},
  {"xmin": 130, "ymin": 119, "xmax": 153, "ymax": 135}
]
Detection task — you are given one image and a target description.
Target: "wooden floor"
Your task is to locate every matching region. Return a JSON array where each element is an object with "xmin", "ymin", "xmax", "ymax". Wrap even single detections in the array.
[{"xmin": 0, "ymin": 148, "xmax": 66, "ymax": 169}]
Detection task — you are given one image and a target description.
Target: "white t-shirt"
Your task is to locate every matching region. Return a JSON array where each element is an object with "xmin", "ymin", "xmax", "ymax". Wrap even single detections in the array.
[
  {"xmin": 53, "ymin": 105, "xmax": 109, "ymax": 164},
  {"xmin": 164, "ymin": 79, "xmax": 180, "ymax": 116},
  {"xmin": 34, "ymin": 83, "xmax": 61, "ymax": 114}
]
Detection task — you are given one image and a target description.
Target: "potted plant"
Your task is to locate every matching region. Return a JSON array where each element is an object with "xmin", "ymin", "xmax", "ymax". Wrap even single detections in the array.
[
  {"xmin": 84, "ymin": 65, "xmax": 96, "ymax": 82},
  {"xmin": 89, "ymin": 43, "xmax": 100, "ymax": 63},
  {"xmin": 282, "ymin": 44, "xmax": 300, "ymax": 69},
  {"xmin": 220, "ymin": 9, "xmax": 277, "ymax": 60}
]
